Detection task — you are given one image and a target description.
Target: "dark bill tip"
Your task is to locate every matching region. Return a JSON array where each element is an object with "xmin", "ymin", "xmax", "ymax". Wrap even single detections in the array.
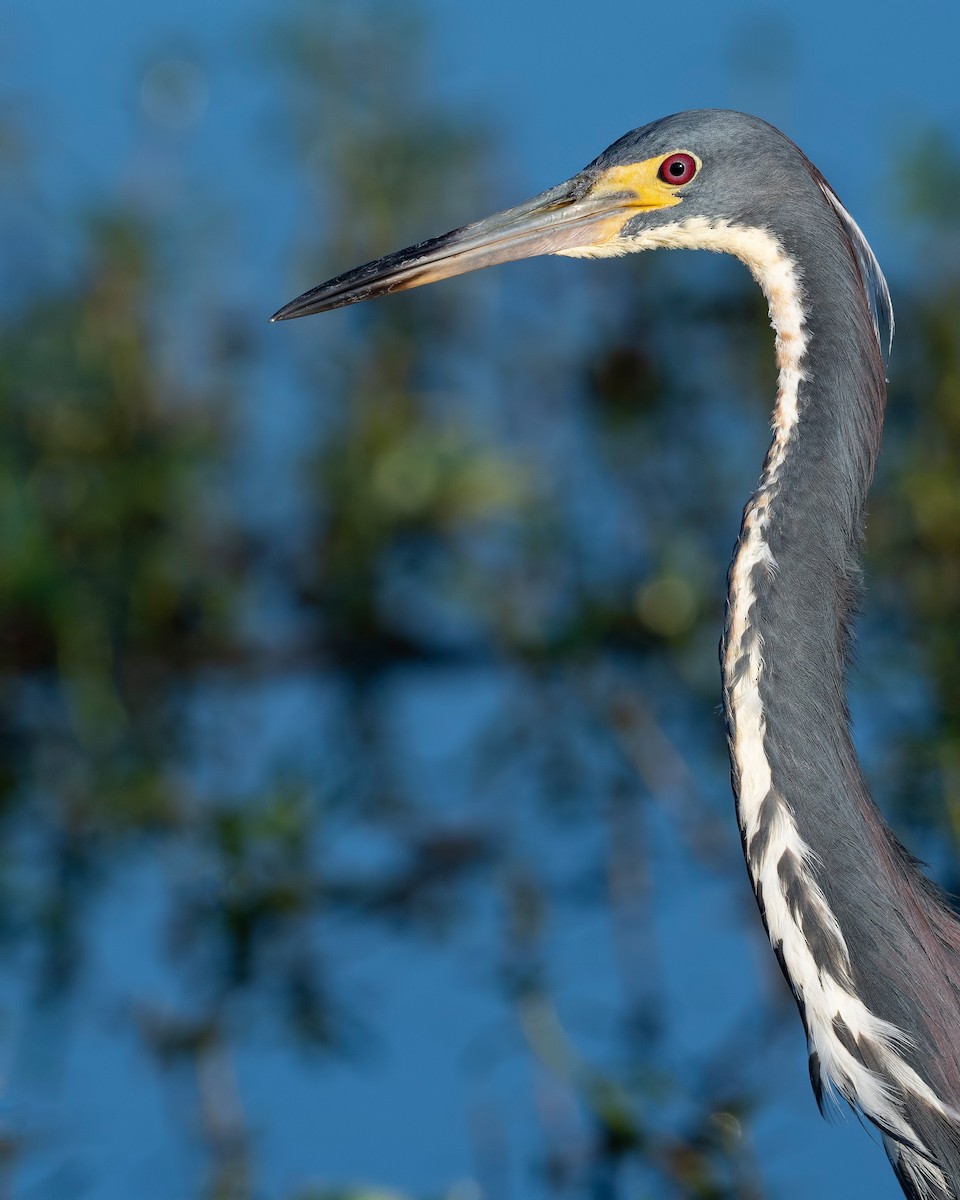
[{"xmin": 269, "ymin": 226, "xmax": 474, "ymax": 323}]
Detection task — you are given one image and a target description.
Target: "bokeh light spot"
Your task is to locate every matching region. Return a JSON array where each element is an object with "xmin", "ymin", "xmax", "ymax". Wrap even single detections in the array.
[
  {"xmin": 140, "ymin": 56, "xmax": 208, "ymax": 129},
  {"xmin": 635, "ymin": 574, "xmax": 698, "ymax": 636}
]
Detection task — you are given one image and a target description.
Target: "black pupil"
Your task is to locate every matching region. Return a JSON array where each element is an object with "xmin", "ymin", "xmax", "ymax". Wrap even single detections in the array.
[{"xmin": 669, "ymin": 160, "xmax": 686, "ymax": 176}]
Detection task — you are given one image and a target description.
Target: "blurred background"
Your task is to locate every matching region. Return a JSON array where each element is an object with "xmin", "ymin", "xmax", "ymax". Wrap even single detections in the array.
[{"xmin": 1, "ymin": 1, "xmax": 959, "ymax": 1197}]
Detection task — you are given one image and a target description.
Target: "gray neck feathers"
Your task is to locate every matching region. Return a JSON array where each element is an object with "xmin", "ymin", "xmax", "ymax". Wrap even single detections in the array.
[{"xmin": 722, "ymin": 211, "xmax": 960, "ymax": 1199}]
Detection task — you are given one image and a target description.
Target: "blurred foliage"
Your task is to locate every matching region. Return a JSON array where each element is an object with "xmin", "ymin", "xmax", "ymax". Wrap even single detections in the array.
[{"xmin": 0, "ymin": 2, "xmax": 959, "ymax": 1199}]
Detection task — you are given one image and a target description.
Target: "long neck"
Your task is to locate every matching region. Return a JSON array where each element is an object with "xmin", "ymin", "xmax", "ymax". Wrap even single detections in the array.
[
  {"xmin": 721, "ymin": 224, "xmax": 960, "ymax": 1199},
  {"xmin": 724, "ymin": 229, "xmax": 884, "ymax": 907}
]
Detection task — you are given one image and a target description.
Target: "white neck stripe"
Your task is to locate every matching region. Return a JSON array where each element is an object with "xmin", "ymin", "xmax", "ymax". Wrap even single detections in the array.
[{"xmin": 565, "ymin": 216, "xmax": 954, "ymax": 1184}]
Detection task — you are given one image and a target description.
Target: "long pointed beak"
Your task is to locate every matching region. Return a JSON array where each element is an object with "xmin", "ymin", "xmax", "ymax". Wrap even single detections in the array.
[{"xmin": 270, "ymin": 172, "xmax": 640, "ymax": 322}]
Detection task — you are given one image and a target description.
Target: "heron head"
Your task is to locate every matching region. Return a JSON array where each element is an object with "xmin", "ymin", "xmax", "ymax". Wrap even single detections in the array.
[{"xmin": 270, "ymin": 110, "xmax": 860, "ymax": 322}]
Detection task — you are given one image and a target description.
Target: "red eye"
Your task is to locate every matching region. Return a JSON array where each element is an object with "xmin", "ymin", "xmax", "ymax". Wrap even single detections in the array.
[{"xmin": 658, "ymin": 153, "xmax": 698, "ymax": 185}]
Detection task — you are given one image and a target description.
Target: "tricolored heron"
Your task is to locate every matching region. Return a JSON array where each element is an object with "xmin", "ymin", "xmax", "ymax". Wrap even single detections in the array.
[{"xmin": 272, "ymin": 110, "xmax": 960, "ymax": 1199}]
